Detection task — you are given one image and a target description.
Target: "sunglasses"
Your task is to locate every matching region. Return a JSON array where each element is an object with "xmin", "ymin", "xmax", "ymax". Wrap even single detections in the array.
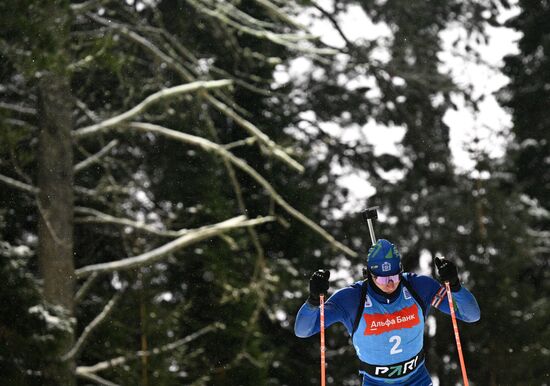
[{"xmin": 372, "ymin": 274, "xmax": 400, "ymax": 285}]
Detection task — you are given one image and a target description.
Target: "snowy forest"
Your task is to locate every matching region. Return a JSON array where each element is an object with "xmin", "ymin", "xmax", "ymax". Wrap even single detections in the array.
[{"xmin": 0, "ymin": 0, "xmax": 548, "ymax": 385}]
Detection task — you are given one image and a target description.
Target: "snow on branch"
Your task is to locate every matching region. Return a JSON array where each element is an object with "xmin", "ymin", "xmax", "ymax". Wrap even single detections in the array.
[
  {"xmin": 87, "ymin": 13, "xmax": 195, "ymax": 81},
  {"xmin": 75, "ymin": 215, "xmax": 274, "ymax": 278},
  {"xmin": 0, "ymin": 101, "xmax": 36, "ymax": 115},
  {"xmin": 75, "ymin": 272, "xmax": 99, "ymax": 304},
  {"xmin": 75, "ymin": 206, "xmax": 184, "ymax": 237},
  {"xmin": 86, "ymin": 13, "xmax": 303, "ymax": 173},
  {"xmin": 63, "ymin": 290, "xmax": 124, "ymax": 361},
  {"xmin": 74, "ymin": 140, "xmax": 118, "ymax": 173},
  {"xmin": 76, "ymin": 372, "xmax": 120, "ymax": 386},
  {"xmin": 253, "ymin": 0, "xmax": 307, "ymax": 30},
  {"xmin": 76, "ymin": 323, "xmax": 220, "ymax": 375},
  {"xmin": 223, "ymin": 136, "xmax": 258, "ymax": 150},
  {"xmin": 526, "ymin": 229, "xmax": 550, "ymax": 238},
  {"xmin": 0, "ymin": 175, "xmax": 119, "ymax": 210},
  {"xmin": 188, "ymin": 0, "xmax": 307, "ymax": 41},
  {"xmin": 75, "ymin": 207, "xmax": 243, "ymax": 251},
  {"xmin": 0, "ymin": 173, "xmax": 38, "ymax": 194},
  {"xmin": 187, "ymin": 0, "xmax": 336, "ymax": 55},
  {"xmin": 206, "ymin": 96, "xmax": 304, "ymax": 173},
  {"xmin": 73, "ymin": 80, "xmax": 232, "ymax": 138},
  {"xmin": 127, "ymin": 122, "xmax": 357, "ymax": 258},
  {"xmin": 70, "ymin": 0, "xmax": 101, "ymax": 14}
]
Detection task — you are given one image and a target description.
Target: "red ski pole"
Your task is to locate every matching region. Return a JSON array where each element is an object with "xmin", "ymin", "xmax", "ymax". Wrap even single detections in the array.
[
  {"xmin": 445, "ymin": 281, "xmax": 470, "ymax": 386},
  {"xmin": 320, "ymin": 294, "xmax": 326, "ymax": 386}
]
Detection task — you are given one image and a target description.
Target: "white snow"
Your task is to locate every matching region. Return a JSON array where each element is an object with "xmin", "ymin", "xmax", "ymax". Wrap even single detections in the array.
[{"xmin": 28, "ymin": 304, "xmax": 74, "ymax": 332}]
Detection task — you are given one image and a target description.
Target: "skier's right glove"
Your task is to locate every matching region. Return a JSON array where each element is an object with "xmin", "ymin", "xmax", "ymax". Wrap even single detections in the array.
[{"xmin": 307, "ymin": 269, "xmax": 330, "ymax": 307}]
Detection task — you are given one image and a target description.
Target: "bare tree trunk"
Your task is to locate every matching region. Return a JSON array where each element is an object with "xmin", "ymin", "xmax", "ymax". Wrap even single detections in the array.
[{"xmin": 37, "ymin": 72, "xmax": 76, "ymax": 386}]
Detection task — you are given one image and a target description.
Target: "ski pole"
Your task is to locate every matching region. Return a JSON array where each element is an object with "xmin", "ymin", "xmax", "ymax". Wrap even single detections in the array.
[
  {"xmin": 445, "ymin": 281, "xmax": 470, "ymax": 386},
  {"xmin": 320, "ymin": 293, "xmax": 326, "ymax": 386},
  {"xmin": 361, "ymin": 206, "xmax": 379, "ymax": 246}
]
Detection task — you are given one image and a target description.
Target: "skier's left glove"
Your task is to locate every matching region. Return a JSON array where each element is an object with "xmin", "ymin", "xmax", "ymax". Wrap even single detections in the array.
[{"xmin": 435, "ymin": 257, "xmax": 461, "ymax": 292}]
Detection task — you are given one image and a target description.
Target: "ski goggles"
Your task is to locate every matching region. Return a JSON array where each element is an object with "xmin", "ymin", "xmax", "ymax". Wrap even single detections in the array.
[{"xmin": 372, "ymin": 274, "xmax": 400, "ymax": 285}]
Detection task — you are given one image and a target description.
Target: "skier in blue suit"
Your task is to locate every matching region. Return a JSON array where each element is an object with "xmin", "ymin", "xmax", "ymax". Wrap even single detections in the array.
[{"xmin": 295, "ymin": 239, "xmax": 480, "ymax": 385}]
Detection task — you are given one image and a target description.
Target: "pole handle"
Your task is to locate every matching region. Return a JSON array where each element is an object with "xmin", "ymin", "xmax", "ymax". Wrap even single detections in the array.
[
  {"xmin": 366, "ymin": 219, "xmax": 377, "ymax": 246},
  {"xmin": 445, "ymin": 282, "xmax": 470, "ymax": 386},
  {"xmin": 361, "ymin": 206, "xmax": 379, "ymax": 246}
]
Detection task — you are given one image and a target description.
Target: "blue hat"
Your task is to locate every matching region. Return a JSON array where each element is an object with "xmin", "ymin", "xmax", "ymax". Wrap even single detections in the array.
[{"xmin": 367, "ymin": 239, "xmax": 402, "ymax": 276}]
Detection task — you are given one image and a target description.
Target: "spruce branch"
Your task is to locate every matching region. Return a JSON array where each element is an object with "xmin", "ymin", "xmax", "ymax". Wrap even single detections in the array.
[
  {"xmin": 75, "ymin": 215, "xmax": 274, "ymax": 277},
  {"xmin": 74, "ymin": 140, "xmax": 118, "ymax": 173},
  {"xmin": 73, "ymin": 80, "xmax": 233, "ymax": 138},
  {"xmin": 75, "ymin": 206, "xmax": 185, "ymax": 238},
  {"xmin": 127, "ymin": 122, "xmax": 357, "ymax": 258},
  {"xmin": 75, "ymin": 323, "xmax": 220, "ymax": 374},
  {"xmin": 63, "ymin": 290, "xmax": 124, "ymax": 361},
  {"xmin": 75, "ymin": 272, "xmax": 99, "ymax": 304},
  {"xmin": 205, "ymin": 95, "xmax": 304, "ymax": 173},
  {"xmin": 86, "ymin": 13, "xmax": 304, "ymax": 173},
  {"xmin": 0, "ymin": 173, "xmax": 38, "ymax": 194},
  {"xmin": 0, "ymin": 101, "xmax": 36, "ymax": 115},
  {"xmin": 76, "ymin": 372, "xmax": 120, "ymax": 386},
  {"xmin": 253, "ymin": 0, "xmax": 307, "ymax": 30}
]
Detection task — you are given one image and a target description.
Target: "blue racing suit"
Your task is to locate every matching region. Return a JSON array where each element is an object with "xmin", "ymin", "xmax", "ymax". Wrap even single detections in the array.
[{"xmin": 295, "ymin": 273, "xmax": 480, "ymax": 385}]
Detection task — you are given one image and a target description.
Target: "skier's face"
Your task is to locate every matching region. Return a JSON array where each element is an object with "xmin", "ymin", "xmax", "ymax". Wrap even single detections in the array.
[{"xmin": 371, "ymin": 274, "xmax": 400, "ymax": 294}]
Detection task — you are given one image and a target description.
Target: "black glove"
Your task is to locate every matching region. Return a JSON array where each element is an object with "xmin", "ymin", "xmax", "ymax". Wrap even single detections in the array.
[
  {"xmin": 307, "ymin": 269, "xmax": 330, "ymax": 306},
  {"xmin": 435, "ymin": 257, "xmax": 461, "ymax": 292}
]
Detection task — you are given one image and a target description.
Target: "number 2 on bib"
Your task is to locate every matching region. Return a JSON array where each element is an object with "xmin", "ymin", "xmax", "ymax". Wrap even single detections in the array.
[{"xmin": 389, "ymin": 335, "xmax": 403, "ymax": 355}]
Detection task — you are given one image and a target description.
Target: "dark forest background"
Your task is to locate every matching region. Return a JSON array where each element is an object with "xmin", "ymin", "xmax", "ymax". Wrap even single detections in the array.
[{"xmin": 0, "ymin": 0, "xmax": 548, "ymax": 385}]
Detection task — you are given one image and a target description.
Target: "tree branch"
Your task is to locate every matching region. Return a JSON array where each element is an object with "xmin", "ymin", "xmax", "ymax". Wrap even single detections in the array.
[
  {"xmin": 74, "ymin": 206, "xmax": 184, "ymax": 237},
  {"xmin": 75, "ymin": 215, "xmax": 274, "ymax": 277},
  {"xmin": 75, "ymin": 207, "xmax": 243, "ymax": 252},
  {"xmin": 188, "ymin": 0, "xmax": 311, "ymax": 43},
  {"xmin": 0, "ymin": 101, "xmax": 36, "ymax": 115},
  {"xmin": 75, "ymin": 272, "xmax": 99, "ymax": 304},
  {"xmin": 187, "ymin": 0, "xmax": 337, "ymax": 56},
  {"xmin": 310, "ymin": 1, "xmax": 353, "ymax": 49},
  {"xmin": 73, "ymin": 80, "xmax": 232, "ymax": 138},
  {"xmin": 70, "ymin": 0, "xmax": 103, "ymax": 13},
  {"xmin": 63, "ymin": 290, "xmax": 124, "ymax": 361},
  {"xmin": 203, "ymin": 113, "xmax": 266, "ymax": 285},
  {"xmin": 74, "ymin": 139, "xmax": 118, "ymax": 173},
  {"xmin": 253, "ymin": 0, "xmax": 307, "ymax": 30},
  {"xmin": 0, "ymin": 173, "xmax": 38, "ymax": 194},
  {"xmin": 75, "ymin": 323, "xmax": 220, "ymax": 374},
  {"xmin": 204, "ymin": 96, "xmax": 304, "ymax": 173},
  {"xmin": 86, "ymin": 13, "xmax": 303, "ymax": 172},
  {"xmin": 127, "ymin": 122, "xmax": 357, "ymax": 258},
  {"xmin": 223, "ymin": 136, "xmax": 258, "ymax": 150},
  {"xmin": 87, "ymin": 12, "xmax": 196, "ymax": 81},
  {"xmin": 76, "ymin": 372, "xmax": 120, "ymax": 386}
]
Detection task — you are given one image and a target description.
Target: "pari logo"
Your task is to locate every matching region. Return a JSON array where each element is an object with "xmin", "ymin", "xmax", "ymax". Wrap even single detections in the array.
[
  {"xmin": 374, "ymin": 354, "xmax": 421, "ymax": 378},
  {"xmin": 382, "ymin": 262, "xmax": 392, "ymax": 272}
]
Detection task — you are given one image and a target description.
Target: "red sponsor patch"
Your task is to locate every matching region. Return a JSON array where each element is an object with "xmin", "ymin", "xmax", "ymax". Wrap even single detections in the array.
[{"xmin": 363, "ymin": 304, "xmax": 420, "ymax": 335}]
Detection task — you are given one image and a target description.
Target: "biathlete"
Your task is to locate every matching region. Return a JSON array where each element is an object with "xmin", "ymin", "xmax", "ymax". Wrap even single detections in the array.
[{"xmin": 294, "ymin": 239, "xmax": 480, "ymax": 385}]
